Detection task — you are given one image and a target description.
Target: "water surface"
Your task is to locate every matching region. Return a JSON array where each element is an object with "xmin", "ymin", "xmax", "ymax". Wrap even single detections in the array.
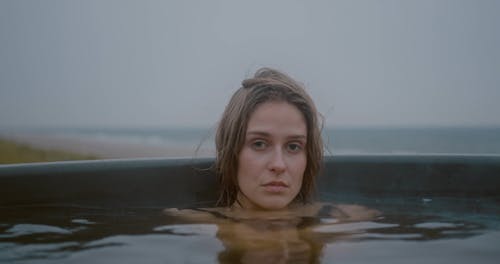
[{"xmin": 1, "ymin": 197, "xmax": 499, "ymax": 263}]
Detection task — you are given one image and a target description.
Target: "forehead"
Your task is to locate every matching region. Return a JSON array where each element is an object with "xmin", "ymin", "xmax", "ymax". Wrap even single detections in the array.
[{"xmin": 246, "ymin": 101, "xmax": 307, "ymax": 136}]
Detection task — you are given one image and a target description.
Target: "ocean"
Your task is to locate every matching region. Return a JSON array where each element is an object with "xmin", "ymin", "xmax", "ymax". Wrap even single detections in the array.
[
  {"xmin": 324, "ymin": 127, "xmax": 500, "ymax": 155},
  {"xmin": 6, "ymin": 126, "xmax": 499, "ymax": 156}
]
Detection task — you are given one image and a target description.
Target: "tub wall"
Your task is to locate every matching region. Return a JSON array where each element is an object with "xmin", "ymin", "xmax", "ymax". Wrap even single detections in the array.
[{"xmin": 0, "ymin": 155, "xmax": 499, "ymax": 208}]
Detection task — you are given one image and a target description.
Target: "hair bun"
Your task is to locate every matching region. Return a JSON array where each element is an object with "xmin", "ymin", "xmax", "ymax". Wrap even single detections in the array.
[{"xmin": 242, "ymin": 78, "xmax": 263, "ymax": 89}]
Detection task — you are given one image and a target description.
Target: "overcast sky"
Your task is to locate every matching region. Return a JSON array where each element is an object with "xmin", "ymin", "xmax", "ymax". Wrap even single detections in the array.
[{"xmin": 1, "ymin": 0, "xmax": 499, "ymax": 129}]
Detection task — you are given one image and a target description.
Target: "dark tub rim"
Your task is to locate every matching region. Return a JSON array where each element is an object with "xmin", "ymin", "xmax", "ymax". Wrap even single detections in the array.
[{"xmin": 1, "ymin": 154, "xmax": 499, "ymax": 208}]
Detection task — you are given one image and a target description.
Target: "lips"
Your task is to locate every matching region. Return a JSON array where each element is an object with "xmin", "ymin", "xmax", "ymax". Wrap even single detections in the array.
[
  {"xmin": 262, "ymin": 181, "xmax": 288, "ymax": 187},
  {"xmin": 262, "ymin": 181, "xmax": 288, "ymax": 193}
]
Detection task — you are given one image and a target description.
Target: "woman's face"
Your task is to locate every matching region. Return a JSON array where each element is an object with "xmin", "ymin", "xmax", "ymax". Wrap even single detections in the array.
[{"xmin": 236, "ymin": 101, "xmax": 307, "ymax": 210}]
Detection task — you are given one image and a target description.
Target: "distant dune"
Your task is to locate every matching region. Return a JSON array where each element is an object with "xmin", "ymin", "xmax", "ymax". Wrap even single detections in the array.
[
  {"xmin": 0, "ymin": 133, "xmax": 213, "ymax": 164},
  {"xmin": 0, "ymin": 138, "xmax": 97, "ymax": 164}
]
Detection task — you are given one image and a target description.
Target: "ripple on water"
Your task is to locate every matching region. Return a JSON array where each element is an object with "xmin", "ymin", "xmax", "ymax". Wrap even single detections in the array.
[
  {"xmin": 1, "ymin": 224, "xmax": 72, "ymax": 238},
  {"xmin": 414, "ymin": 222, "xmax": 462, "ymax": 229},
  {"xmin": 153, "ymin": 224, "xmax": 218, "ymax": 236},
  {"xmin": 71, "ymin": 219, "xmax": 96, "ymax": 225}
]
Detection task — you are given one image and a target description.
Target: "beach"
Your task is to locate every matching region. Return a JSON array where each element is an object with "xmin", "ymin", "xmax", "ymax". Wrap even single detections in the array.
[{"xmin": 0, "ymin": 131, "xmax": 214, "ymax": 163}]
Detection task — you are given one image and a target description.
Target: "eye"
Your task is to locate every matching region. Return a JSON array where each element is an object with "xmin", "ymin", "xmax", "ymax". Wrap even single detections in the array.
[
  {"xmin": 251, "ymin": 140, "xmax": 268, "ymax": 150},
  {"xmin": 286, "ymin": 142, "xmax": 303, "ymax": 153}
]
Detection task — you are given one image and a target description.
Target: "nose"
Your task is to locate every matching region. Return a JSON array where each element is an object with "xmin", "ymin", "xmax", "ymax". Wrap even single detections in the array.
[{"xmin": 268, "ymin": 147, "xmax": 286, "ymax": 175}]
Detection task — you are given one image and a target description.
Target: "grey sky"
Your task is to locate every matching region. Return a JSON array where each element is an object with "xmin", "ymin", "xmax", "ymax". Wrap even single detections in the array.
[{"xmin": 1, "ymin": 0, "xmax": 499, "ymax": 129}]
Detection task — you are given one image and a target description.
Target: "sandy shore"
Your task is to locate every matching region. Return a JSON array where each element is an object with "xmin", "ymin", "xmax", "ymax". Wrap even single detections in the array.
[{"xmin": 1, "ymin": 132, "xmax": 214, "ymax": 159}]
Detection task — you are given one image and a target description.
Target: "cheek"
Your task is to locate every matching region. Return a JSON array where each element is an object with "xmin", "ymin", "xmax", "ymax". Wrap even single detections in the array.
[
  {"xmin": 238, "ymin": 147, "xmax": 266, "ymax": 171},
  {"xmin": 292, "ymin": 154, "xmax": 307, "ymax": 184},
  {"xmin": 237, "ymin": 149, "xmax": 251, "ymax": 175},
  {"xmin": 237, "ymin": 149, "xmax": 258, "ymax": 184},
  {"xmin": 294, "ymin": 153, "xmax": 307, "ymax": 172}
]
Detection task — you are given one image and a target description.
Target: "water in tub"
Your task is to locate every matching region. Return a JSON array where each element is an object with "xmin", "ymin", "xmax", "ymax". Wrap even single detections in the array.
[{"xmin": 1, "ymin": 196, "xmax": 499, "ymax": 263}]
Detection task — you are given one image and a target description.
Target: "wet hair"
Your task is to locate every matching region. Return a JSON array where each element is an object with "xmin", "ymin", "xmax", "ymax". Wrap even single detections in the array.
[{"xmin": 215, "ymin": 67, "xmax": 323, "ymax": 207}]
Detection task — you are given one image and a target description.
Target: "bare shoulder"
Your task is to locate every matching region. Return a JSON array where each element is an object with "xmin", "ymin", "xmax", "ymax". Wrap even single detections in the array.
[
  {"xmin": 163, "ymin": 207, "xmax": 227, "ymax": 223},
  {"xmin": 163, "ymin": 203, "xmax": 380, "ymax": 223},
  {"xmin": 292, "ymin": 202, "xmax": 380, "ymax": 221},
  {"xmin": 334, "ymin": 204, "xmax": 381, "ymax": 221}
]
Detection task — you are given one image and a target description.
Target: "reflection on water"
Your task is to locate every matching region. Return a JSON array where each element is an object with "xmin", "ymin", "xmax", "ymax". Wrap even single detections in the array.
[{"xmin": 1, "ymin": 198, "xmax": 499, "ymax": 263}]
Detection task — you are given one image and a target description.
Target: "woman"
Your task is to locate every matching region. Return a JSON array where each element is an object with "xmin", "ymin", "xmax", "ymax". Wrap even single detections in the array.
[
  {"xmin": 168, "ymin": 67, "xmax": 376, "ymax": 217},
  {"xmin": 215, "ymin": 67, "xmax": 322, "ymax": 211}
]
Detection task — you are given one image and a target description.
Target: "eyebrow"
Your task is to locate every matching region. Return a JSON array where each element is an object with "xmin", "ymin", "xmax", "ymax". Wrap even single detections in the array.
[{"xmin": 246, "ymin": 131, "xmax": 307, "ymax": 140}]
